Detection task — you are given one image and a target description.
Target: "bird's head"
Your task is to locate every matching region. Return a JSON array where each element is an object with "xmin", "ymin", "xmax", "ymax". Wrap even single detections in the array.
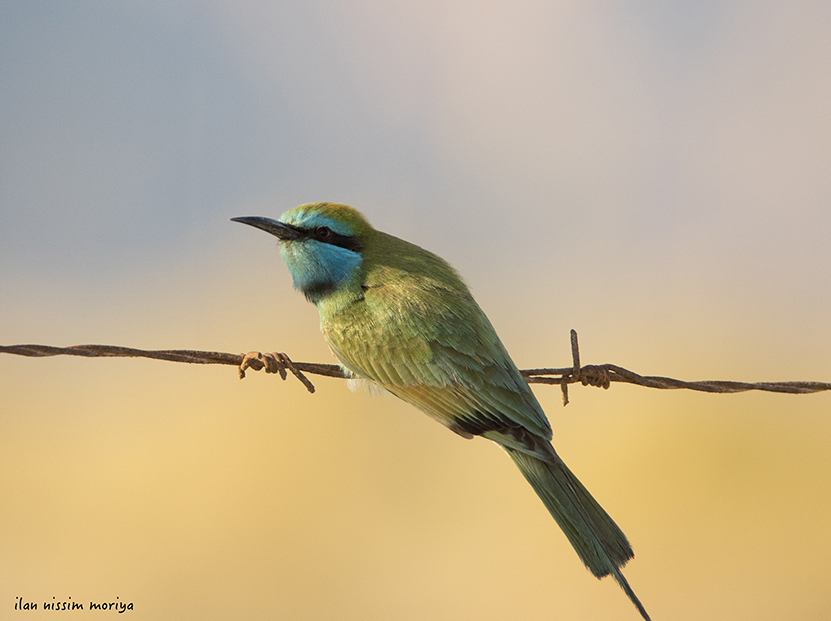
[{"xmin": 232, "ymin": 202, "xmax": 372, "ymax": 302}]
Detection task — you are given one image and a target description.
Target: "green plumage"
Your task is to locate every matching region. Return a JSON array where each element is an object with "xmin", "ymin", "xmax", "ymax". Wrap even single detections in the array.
[
  {"xmin": 319, "ymin": 228, "xmax": 552, "ymax": 443},
  {"xmin": 234, "ymin": 203, "xmax": 650, "ymax": 620}
]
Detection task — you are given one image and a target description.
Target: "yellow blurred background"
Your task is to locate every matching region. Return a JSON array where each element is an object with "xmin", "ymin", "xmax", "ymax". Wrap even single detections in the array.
[{"xmin": 2, "ymin": 2, "xmax": 830, "ymax": 619}]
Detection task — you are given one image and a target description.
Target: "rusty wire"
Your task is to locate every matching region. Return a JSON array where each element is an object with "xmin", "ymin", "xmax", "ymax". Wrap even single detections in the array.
[{"xmin": 2, "ymin": 330, "xmax": 829, "ymax": 403}]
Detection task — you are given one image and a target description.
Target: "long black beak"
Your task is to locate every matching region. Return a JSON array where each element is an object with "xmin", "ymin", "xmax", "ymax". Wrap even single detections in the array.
[{"xmin": 231, "ymin": 216, "xmax": 305, "ymax": 241}]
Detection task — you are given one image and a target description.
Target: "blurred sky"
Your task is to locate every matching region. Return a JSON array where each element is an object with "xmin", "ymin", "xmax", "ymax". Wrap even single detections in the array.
[{"xmin": 2, "ymin": 1, "xmax": 830, "ymax": 619}]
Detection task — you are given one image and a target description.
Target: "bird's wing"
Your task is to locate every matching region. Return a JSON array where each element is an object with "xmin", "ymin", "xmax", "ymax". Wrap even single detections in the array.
[{"xmin": 322, "ymin": 278, "xmax": 554, "ymax": 455}]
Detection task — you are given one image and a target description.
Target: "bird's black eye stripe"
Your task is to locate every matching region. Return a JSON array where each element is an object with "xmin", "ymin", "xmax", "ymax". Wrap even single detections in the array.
[{"xmin": 301, "ymin": 226, "xmax": 363, "ymax": 253}]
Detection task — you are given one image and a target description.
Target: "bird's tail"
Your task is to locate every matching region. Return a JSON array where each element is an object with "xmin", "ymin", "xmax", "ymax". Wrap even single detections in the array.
[{"xmin": 506, "ymin": 449, "xmax": 651, "ymax": 621}]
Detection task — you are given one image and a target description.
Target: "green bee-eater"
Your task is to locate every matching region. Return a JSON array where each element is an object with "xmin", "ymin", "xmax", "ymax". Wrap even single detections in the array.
[{"xmin": 233, "ymin": 202, "xmax": 650, "ymax": 620}]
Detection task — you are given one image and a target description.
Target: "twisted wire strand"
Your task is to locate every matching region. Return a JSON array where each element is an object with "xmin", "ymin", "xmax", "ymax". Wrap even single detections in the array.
[{"xmin": 2, "ymin": 332, "xmax": 829, "ymax": 401}]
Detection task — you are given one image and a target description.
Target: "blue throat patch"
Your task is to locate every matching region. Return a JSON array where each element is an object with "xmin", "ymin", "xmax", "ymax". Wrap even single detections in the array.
[{"xmin": 280, "ymin": 239, "xmax": 362, "ymax": 303}]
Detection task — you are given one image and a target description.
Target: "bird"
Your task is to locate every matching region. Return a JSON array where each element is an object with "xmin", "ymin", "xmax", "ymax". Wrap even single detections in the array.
[{"xmin": 232, "ymin": 202, "xmax": 650, "ymax": 620}]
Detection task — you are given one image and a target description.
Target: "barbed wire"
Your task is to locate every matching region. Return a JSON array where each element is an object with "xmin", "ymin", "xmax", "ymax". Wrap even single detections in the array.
[{"xmin": 2, "ymin": 330, "xmax": 828, "ymax": 405}]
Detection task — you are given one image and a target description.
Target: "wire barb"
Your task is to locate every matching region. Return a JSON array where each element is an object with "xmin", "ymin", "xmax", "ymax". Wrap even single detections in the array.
[
  {"xmin": 238, "ymin": 351, "xmax": 318, "ymax": 393},
  {"xmin": 2, "ymin": 333, "xmax": 830, "ymax": 401}
]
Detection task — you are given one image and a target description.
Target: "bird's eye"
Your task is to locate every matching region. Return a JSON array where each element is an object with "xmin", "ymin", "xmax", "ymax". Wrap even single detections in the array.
[{"xmin": 316, "ymin": 226, "xmax": 332, "ymax": 240}]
